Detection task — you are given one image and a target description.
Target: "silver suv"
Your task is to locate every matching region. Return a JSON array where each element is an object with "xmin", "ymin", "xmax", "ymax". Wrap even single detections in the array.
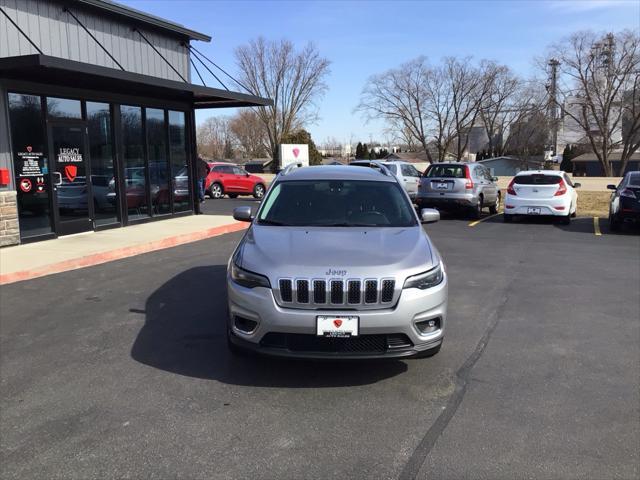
[
  {"xmin": 227, "ymin": 164, "xmax": 448, "ymax": 359},
  {"xmin": 417, "ymin": 162, "xmax": 500, "ymax": 218}
]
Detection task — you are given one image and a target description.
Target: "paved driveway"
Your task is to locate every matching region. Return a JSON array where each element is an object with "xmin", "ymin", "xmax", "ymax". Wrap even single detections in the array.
[{"xmin": 1, "ymin": 217, "xmax": 638, "ymax": 479}]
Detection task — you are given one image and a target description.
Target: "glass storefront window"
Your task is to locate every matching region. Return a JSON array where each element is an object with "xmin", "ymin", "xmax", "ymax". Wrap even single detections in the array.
[
  {"xmin": 169, "ymin": 111, "xmax": 190, "ymax": 212},
  {"xmin": 47, "ymin": 97, "xmax": 82, "ymax": 119},
  {"xmin": 146, "ymin": 108, "xmax": 170, "ymax": 215},
  {"xmin": 87, "ymin": 102, "xmax": 118, "ymax": 226},
  {"xmin": 7, "ymin": 93, "xmax": 52, "ymax": 238},
  {"xmin": 120, "ymin": 105, "xmax": 149, "ymax": 220}
]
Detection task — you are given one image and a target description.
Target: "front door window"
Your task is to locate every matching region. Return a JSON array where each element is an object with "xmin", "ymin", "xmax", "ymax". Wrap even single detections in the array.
[
  {"xmin": 7, "ymin": 93, "xmax": 53, "ymax": 239},
  {"xmin": 87, "ymin": 102, "xmax": 118, "ymax": 226},
  {"xmin": 50, "ymin": 124, "xmax": 93, "ymax": 235}
]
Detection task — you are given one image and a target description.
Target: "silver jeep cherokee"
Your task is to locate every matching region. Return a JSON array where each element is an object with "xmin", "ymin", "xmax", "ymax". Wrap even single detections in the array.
[{"xmin": 226, "ymin": 163, "xmax": 448, "ymax": 359}]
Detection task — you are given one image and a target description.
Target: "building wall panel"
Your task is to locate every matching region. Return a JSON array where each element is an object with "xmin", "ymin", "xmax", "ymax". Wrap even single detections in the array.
[{"xmin": 0, "ymin": 0, "xmax": 190, "ymax": 82}]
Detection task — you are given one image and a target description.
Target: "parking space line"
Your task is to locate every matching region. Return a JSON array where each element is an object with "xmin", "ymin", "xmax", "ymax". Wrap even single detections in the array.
[
  {"xmin": 593, "ymin": 217, "xmax": 602, "ymax": 236},
  {"xmin": 468, "ymin": 213, "xmax": 500, "ymax": 227}
]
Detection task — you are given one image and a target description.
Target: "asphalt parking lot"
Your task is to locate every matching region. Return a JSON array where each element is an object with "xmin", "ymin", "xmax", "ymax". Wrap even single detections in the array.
[{"xmin": 1, "ymin": 204, "xmax": 638, "ymax": 479}]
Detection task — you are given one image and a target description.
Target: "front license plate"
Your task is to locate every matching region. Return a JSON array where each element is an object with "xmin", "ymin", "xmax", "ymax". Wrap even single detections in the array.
[
  {"xmin": 316, "ymin": 316, "xmax": 359, "ymax": 337},
  {"xmin": 527, "ymin": 207, "xmax": 542, "ymax": 215}
]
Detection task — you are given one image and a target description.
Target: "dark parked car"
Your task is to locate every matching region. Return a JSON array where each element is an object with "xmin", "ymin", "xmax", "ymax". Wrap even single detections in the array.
[{"xmin": 608, "ymin": 171, "xmax": 640, "ymax": 231}]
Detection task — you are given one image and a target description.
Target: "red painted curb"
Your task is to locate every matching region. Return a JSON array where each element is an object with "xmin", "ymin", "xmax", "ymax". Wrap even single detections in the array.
[{"xmin": 0, "ymin": 221, "xmax": 248, "ymax": 285}]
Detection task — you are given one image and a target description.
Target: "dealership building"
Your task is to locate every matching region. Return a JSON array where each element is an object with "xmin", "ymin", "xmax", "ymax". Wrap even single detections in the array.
[{"xmin": 0, "ymin": 0, "xmax": 269, "ymax": 246}]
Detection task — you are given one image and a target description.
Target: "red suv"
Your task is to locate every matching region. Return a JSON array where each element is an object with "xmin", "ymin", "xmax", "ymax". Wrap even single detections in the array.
[{"xmin": 205, "ymin": 163, "xmax": 267, "ymax": 200}]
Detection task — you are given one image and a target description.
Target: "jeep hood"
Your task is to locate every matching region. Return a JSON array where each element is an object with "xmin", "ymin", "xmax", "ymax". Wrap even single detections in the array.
[{"xmin": 234, "ymin": 225, "xmax": 437, "ymax": 281}]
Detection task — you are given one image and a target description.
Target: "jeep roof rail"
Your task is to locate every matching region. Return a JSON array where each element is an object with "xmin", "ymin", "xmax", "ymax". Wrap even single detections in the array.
[
  {"xmin": 369, "ymin": 160, "xmax": 392, "ymax": 177},
  {"xmin": 278, "ymin": 162, "xmax": 304, "ymax": 177}
]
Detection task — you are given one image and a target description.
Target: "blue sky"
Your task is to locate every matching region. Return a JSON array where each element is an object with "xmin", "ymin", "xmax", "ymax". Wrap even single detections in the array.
[{"xmin": 121, "ymin": 0, "xmax": 639, "ymax": 145}]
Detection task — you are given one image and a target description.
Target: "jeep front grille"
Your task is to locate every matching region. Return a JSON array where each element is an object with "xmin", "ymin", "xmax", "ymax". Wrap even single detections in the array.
[{"xmin": 276, "ymin": 278, "xmax": 397, "ymax": 309}]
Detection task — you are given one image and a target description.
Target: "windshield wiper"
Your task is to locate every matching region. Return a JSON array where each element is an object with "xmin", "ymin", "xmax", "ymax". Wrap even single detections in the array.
[{"xmin": 257, "ymin": 219, "xmax": 288, "ymax": 226}]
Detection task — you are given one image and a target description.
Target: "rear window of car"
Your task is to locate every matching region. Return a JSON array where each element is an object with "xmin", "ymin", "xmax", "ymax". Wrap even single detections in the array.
[
  {"xmin": 424, "ymin": 165, "xmax": 466, "ymax": 178},
  {"xmin": 513, "ymin": 174, "xmax": 562, "ymax": 185},
  {"xmin": 628, "ymin": 174, "xmax": 640, "ymax": 186}
]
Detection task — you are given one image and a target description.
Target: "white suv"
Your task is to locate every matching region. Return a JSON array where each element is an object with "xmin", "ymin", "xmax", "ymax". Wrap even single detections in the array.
[
  {"xmin": 504, "ymin": 170, "xmax": 580, "ymax": 224},
  {"xmin": 350, "ymin": 160, "xmax": 422, "ymax": 201}
]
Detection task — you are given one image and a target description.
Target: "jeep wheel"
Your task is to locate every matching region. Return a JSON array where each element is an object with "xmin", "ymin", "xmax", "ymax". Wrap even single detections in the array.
[{"xmin": 253, "ymin": 184, "xmax": 265, "ymax": 199}]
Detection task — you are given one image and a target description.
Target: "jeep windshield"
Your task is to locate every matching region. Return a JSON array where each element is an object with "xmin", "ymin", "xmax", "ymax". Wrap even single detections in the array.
[{"xmin": 257, "ymin": 180, "xmax": 417, "ymax": 227}]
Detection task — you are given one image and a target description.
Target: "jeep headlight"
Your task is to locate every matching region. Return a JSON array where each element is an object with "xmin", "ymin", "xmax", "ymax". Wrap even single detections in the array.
[
  {"xmin": 403, "ymin": 264, "xmax": 443, "ymax": 290},
  {"xmin": 230, "ymin": 262, "xmax": 271, "ymax": 289}
]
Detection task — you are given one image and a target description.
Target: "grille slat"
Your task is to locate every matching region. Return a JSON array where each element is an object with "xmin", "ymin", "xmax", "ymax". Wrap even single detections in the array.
[
  {"xmin": 296, "ymin": 280, "xmax": 309, "ymax": 303},
  {"xmin": 364, "ymin": 280, "xmax": 378, "ymax": 303},
  {"xmin": 330, "ymin": 280, "xmax": 344, "ymax": 304},
  {"xmin": 279, "ymin": 277, "xmax": 394, "ymax": 307},
  {"xmin": 347, "ymin": 280, "xmax": 361, "ymax": 304},
  {"xmin": 381, "ymin": 280, "xmax": 395, "ymax": 303},
  {"xmin": 313, "ymin": 280, "xmax": 326, "ymax": 304},
  {"xmin": 279, "ymin": 279, "xmax": 292, "ymax": 302}
]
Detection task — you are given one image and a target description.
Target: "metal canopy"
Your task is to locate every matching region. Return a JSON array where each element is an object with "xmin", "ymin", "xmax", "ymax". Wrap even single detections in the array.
[{"xmin": 0, "ymin": 55, "xmax": 272, "ymax": 109}]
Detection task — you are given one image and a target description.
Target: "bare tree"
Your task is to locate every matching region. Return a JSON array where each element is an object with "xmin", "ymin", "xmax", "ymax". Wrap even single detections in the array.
[
  {"xmin": 504, "ymin": 110, "xmax": 550, "ymax": 165},
  {"xmin": 229, "ymin": 110, "xmax": 267, "ymax": 159},
  {"xmin": 235, "ymin": 38, "xmax": 330, "ymax": 171},
  {"xmin": 196, "ymin": 116, "xmax": 234, "ymax": 159},
  {"xmin": 550, "ymin": 30, "xmax": 640, "ymax": 175},
  {"xmin": 480, "ymin": 75, "xmax": 548, "ymax": 156},
  {"xmin": 445, "ymin": 58, "xmax": 497, "ymax": 160},
  {"xmin": 356, "ymin": 57, "xmax": 434, "ymax": 162}
]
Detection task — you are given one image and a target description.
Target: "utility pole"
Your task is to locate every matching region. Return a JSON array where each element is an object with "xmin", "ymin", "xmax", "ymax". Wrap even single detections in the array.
[{"xmin": 547, "ymin": 58, "xmax": 561, "ymax": 160}]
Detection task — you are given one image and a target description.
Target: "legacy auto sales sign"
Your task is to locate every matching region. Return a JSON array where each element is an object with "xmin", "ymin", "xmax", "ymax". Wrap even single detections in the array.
[{"xmin": 57, "ymin": 147, "xmax": 83, "ymax": 182}]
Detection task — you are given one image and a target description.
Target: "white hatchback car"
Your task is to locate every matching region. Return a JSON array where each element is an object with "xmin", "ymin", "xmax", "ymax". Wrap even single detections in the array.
[{"xmin": 503, "ymin": 171, "xmax": 580, "ymax": 224}]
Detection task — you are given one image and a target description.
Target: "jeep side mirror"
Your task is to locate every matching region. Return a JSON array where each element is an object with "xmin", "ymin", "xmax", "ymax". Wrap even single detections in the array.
[
  {"xmin": 607, "ymin": 184, "xmax": 616, "ymax": 190},
  {"xmin": 420, "ymin": 208, "xmax": 440, "ymax": 224},
  {"xmin": 233, "ymin": 206, "xmax": 253, "ymax": 222}
]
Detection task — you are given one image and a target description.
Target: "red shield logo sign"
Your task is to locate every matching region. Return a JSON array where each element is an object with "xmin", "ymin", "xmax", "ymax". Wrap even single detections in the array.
[
  {"xmin": 292, "ymin": 148, "xmax": 300, "ymax": 158},
  {"xmin": 64, "ymin": 165, "xmax": 77, "ymax": 182},
  {"xmin": 19, "ymin": 178, "xmax": 32, "ymax": 192},
  {"xmin": 333, "ymin": 319, "xmax": 343, "ymax": 328},
  {"xmin": 26, "ymin": 145, "xmax": 33, "ymax": 153}
]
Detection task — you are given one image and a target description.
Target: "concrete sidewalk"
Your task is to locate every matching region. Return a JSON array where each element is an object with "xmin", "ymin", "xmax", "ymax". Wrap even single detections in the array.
[{"xmin": 0, "ymin": 215, "xmax": 247, "ymax": 285}]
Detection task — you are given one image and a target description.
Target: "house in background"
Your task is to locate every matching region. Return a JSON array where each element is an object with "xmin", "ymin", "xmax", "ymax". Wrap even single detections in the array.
[
  {"xmin": 477, "ymin": 156, "xmax": 545, "ymax": 176},
  {"xmin": 571, "ymin": 152, "xmax": 640, "ymax": 177}
]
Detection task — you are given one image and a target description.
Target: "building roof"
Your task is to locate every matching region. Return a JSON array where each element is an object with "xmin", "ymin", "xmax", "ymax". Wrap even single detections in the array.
[
  {"xmin": 0, "ymin": 54, "xmax": 272, "ymax": 109},
  {"xmin": 572, "ymin": 151, "xmax": 640, "ymax": 162},
  {"xmin": 76, "ymin": 0, "xmax": 211, "ymax": 41}
]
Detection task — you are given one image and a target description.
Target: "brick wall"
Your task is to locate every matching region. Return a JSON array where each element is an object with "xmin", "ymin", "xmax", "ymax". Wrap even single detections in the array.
[{"xmin": 0, "ymin": 190, "xmax": 20, "ymax": 247}]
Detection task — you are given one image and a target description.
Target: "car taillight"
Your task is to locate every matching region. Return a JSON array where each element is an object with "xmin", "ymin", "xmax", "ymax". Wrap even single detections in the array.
[
  {"xmin": 465, "ymin": 166, "xmax": 473, "ymax": 189},
  {"xmin": 620, "ymin": 188, "xmax": 636, "ymax": 198},
  {"xmin": 507, "ymin": 179, "xmax": 516, "ymax": 195},
  {"xmin": 554, "ymin": 179, "xmax": 567, "ymax": 196}
]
